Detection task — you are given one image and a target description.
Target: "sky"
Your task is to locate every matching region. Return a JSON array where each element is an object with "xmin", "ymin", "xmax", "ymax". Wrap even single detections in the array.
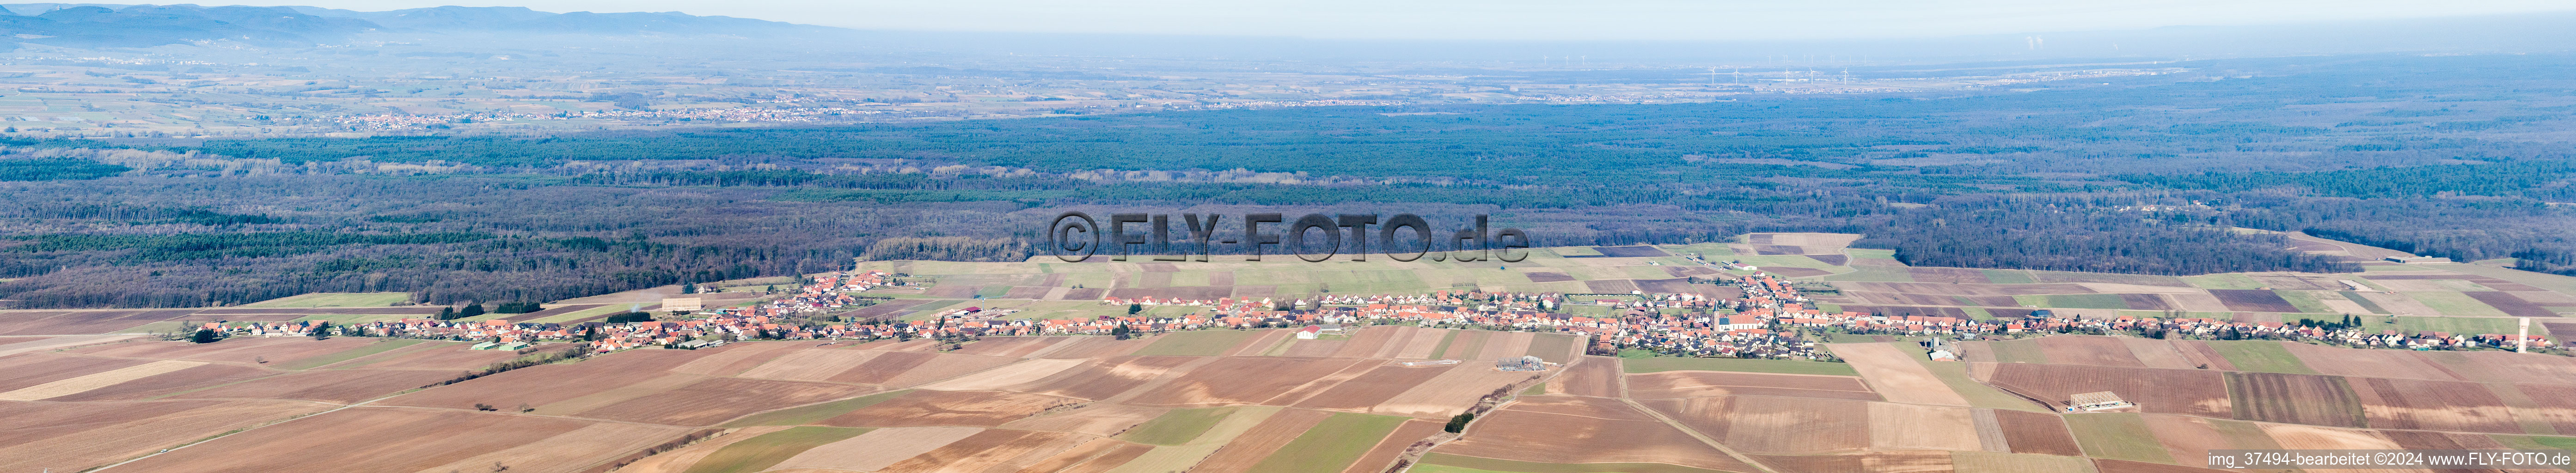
[{"xmin": 262, "ymin": 0, "xmax": 2576, "ymax": 41}]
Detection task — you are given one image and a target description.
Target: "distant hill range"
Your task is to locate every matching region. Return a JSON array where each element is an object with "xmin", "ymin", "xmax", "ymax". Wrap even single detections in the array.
[{"xmin": 0, "ymin": 3, "xmax": 831, "ymax": 49}]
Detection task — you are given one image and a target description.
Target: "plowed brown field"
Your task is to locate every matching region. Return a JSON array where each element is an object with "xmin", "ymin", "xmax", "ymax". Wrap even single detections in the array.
[
  {"xmin": 340, "ymin": 342, "xmax": 518, "ymax": 369},
  {"xmin": 2281, "ymin": 343, "xmax": 2461, "ymax": 381},
  {"xmin": 1550, "ymin": 356, "xmax": 1623, "ymax": 397},
  {"xmin": 105, "ymin": 407, "xmax": 631, "ymax": 473},
  {"xmin": 824, "ymin": 390, "xmax": 1079, "ymax": 427},
  {"xmin": 0, "ymin": 399, "xmax": 324, "ymax": 473},
  {"xmin": 2036, "ymin": 336, "xmax": 2148, "ymax": 368},
  {"xmin": 572, "ymin": 376, "xmax": 875, "ymax": 426},
  {"xmin": 1984, "ymin": 364, "xmax": 2229, "ymax": 417},
  {"xmin": 380, "ymin": 349, "xmax": 700, "ymax": 410},
  {"xmin": 1017, "ymin": 356, "xmax": 1203, "ymax": 400},
  {"xmin": 1643, "ymin": 395, "xmax": 1871, "ymax": 454},
  {"xmin": 1628, "ymin": 371, "xmax": 1880, "ymax": 400},
  {"xmin": 669, "ymin": 341, "xmax": 817, "ymax": 376},
  {"xmin": 1125, "ymin": 357, "xmax": 1368, "ymax": 406},
  {"xmin": 170, "ymin": 368, "xmax": 460, "ymax": 403},
  {"xmin": 1991, "ymin": 408, "xmax": 2083, "ymax": 456},
  {"xmin": 2226, "ymin": 372, "xmax": 2364, "ymax": 428},
  {"xmin": 41, "ymin": 363, "xmax": 272, "ymax": 401},
  {"xmin": 1749, "ymin": 450, "xmax": 1953, "ymax": 473},
  {"xmin": 0, "ymin": 352, "xmax": 144, "ymax": 391},
  {"xmin": 953, "ymin": 336, "xmax": 1070, "ymax": 358},
  {"xmin": 1294, "ymin": 364, "xmax": 1450, "ymax": 410},
  {"xmin": 1035, "ymin": 336, "xmax": 1152, "ymax": 358},
  {"xmin": 69, "ymin": 336, "xmax": 378, "ymax": 366},
  {"xmin": 828, "ymin": 351, "xmax": 1022, "ymax": 387},
  {"xmin": 876, "ymin": 428, "xmax": 1090, "ymax": 473},
  {"xmin": 1440, "ymin": 395, "xmax": 1756, "ymax": 472},
  {"xmin": 998, "ymin": 402, "xmax": 1168, "ymax": 436},
  {"xmin": 2349, "ymin": 377, "xmax": 2519, "ymax": 433}
]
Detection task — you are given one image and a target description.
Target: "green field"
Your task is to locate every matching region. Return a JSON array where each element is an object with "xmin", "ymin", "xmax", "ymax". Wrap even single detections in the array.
[
  {"xmin": 2182, "ymin": 273, "xmax": 2266, "ymax": 290},
  {"xmin": 2274, "ymin": 291, "xmax": 2339, "ymax": 314},
  {"xmin": 722, "ymin": 390, "xmax": 911, "ymax": 427},
  {"xmin": 1980, "ymin": 269, "xmax": 2038, "ymax": 285},
  {"xmin": 527, "ymin": 304, "xmax": 638, "ymax": 323},
  {"xmin": 1820, "ymin": 265, "xmax": 1914, "ymax": 282},
  {"xmin": 1619, "ymin": 357, "xmax": 1858, "ymax": 376},
  {"xmin": 2405, "ymin": 291, "xmax": 2512, "ymax": 317},
  {"xmin": 1131, "ymin": 330, "xmax": 1264, "ymax": 356},
  {"xmin": 1120, "ymin": 407, "xmax": 1239, "ymax": 446},
  {"xmin": 1416, "ymin": 454, "xmax": 1734, "ymax": 473},
  {"xmin": 239, "ymin": 292, "xmax": 413, "ymax": 308},
  {"xmin": 277, "ymin": 339, "xmax": 424, "ymax": 370},
  {"xmin": 2203, "ymin": 341, "xmax": 2319, "ymax": 375},
  {"xmin": 1243, "ymin": 412, "xmax": 1411, "ymax": 473},
  {"xmin": 2345, "ymin": 315, "xmax": 2527, "ymax": 336},
  {"xmin": 682, "ymin": 426, "xmax": 873, "ymax": 473},
  {"xmin": 1982, "ymin": 339, "xmax": 2049, "ymax": 364},
  {"xmin": 2063, "ymin": 413, "xmax": 2175, "ymax": 463},
  {"xmin": 2030, "ymin": 293, "xmax": 2128, "ymax": 309}
]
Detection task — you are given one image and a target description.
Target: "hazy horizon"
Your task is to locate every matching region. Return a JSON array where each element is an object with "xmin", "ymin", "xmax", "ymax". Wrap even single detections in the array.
[{"xmin": 191, "ymin": 0, "xmax": 2576, "ymax": 41}]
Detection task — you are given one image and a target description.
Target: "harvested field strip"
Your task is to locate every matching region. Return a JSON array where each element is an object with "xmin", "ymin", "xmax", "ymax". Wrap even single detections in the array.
[
  {"xmin": 531, "ymin": 373, "xmax": 704, "ymax": 415},
  {"xmin": 0, "ymin": 399, "xmax": 326, "ymax": 473},
  {"xmin": 1243, "ymin": 412, "xmax": 1411, "ymax": 473},
  {"xmin": 1296, "ymin": 364, "xmax": 1451, "ymax": 409},
  {"xmin": 277, "ymin": 339, "xmax": 423, "ymax": 370},
  {"xmin": 1190, "ymin": 408, "xmax": 1334, "ymax": 473},
  {"xmin": 1226, "ymin": 329, "xmax": 1295, "ymax": 356},
  {"xmin": 1830, "ymin": 343, "xmax": 1969, "ymax": 406},
  {"xmin": 2225, "ymin": 372, "xmax": 2364, "ymax": 428},
  {"xmin": 1474, "ymin": 332, "xmax": 1536, "ymax": 361},
  {"xmin": 1340, "ymin": 418, "xmax": 1442, "ymax": 473},
  {"xmin": 1982, "ymin": 339, "xmax": 2049, "ymax": 364},
  {"xmin": 410, "ymin": 422, "xmax": 686, "ymax": 473},
  {"xmin": 574, "ymin": 377, "xmax": 880, "ymax": 426},
  {"xmin": 2034, "ymin": 336, "xmax": 2145, "ymax": 368},
  {"xmin": 736, "ymin": 348, "xmax": 879, "ymax": 381},
  {"xmin": 1950, "ymin": 451, "xmax": 2097, "ymax": 473},
  {"xmin": 1001, "ymin": 402, "xmax": 1168, "ymax": 436},
  {"xmin": 101, "ymin": 406, "xmax": 597, "ymax": 473},
  {"xmin": 2065, "ymin": 412, "xmax": 2175, "ymax": 464},
  {"xmin": 1988, "ymin": 363, "xmax": 2235, "ymax": 417},
  {"xmin": 2203, "ymin": 341, "xmax": 2317, "ymax": 375},
  {"xmin": 1619, "ymin": 357, "xmax": 1858, "ymax": 376},
  {"xmin": 1524, "ymin": 333, "xmax": 1577, "ymax": 364},
  {"xmin": 1991, "ymin": 409, "xmax": 2083, "ymax": 456},
  {"xmin": 877, "ymin": 429, "xmax": 1087, "ymax": 473},
  {"xmin": 2209, "ymin": 289, "xmax": 2301, "ymax": 313},
  {"xmin": 163, "ymin": 368, "xmax": 456, "ymax": 403},
  {"xmin": 918, "ymin": 357, "xmax": 1086, "ymax": 391},
  {"xmin": 2350, "ymin": 377, "xmax": 2520, "ymax": 433},
  {"xmin": 1120, "ymin": 406, "xmax": 1240, "ymax": 445},
  {"xmin": 1426, "ymin": 330, "xmax": 1459, "ymax": 358},
  {"xmin": 1415, "ymin": 454, "xmax": 1735, "ymax": 473},
  {"xmin": 1868, "ymin": 402, "xmax": 1982, "ymax": 451},
  {"xmin": 1102, "ymin": 406, "xmax": 1283, "ymax": 473},
  {"xmin": 1919, "ymin": 359, "xmax": 2044, "ymax": 412},
  {"xmin": 1132, "ymin": 330, "xmax": 1266, "ymax": 356},
  {"xmin": 1444, "ymin": 331, "xmax": 1492, "ymax": 360},
  {"xmin": 824, "ymin": 389, "xmax": 1081, "ymax": 428},
  {"xmin": 0, "ymin": 359, "xmax": 204, "ymax": 400},
  {"xmin": 679, "ymin": 426, "xmax": 874, "ymax": 473},
  {"xmin": 771, "ymin": 426, "xmax": 983, "ymax": 472},
  {"xmin": 1552, "ymin": 357, "xmax": 1623, "ymax": 398},
  {"xmin": 720, "ymin": 389, "xmax": 911, "ymax": 427}
]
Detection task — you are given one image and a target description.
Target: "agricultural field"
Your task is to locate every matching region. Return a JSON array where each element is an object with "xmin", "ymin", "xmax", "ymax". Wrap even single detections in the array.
[{"xmin": 11, "ymin": 236, "xmax": 2576, "ymax": 473}]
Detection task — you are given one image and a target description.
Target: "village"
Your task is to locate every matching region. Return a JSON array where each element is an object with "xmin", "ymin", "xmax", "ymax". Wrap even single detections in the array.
[{"xmin": 183, "ymin": 267, "xmax": 2561, "ymax": 362}]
